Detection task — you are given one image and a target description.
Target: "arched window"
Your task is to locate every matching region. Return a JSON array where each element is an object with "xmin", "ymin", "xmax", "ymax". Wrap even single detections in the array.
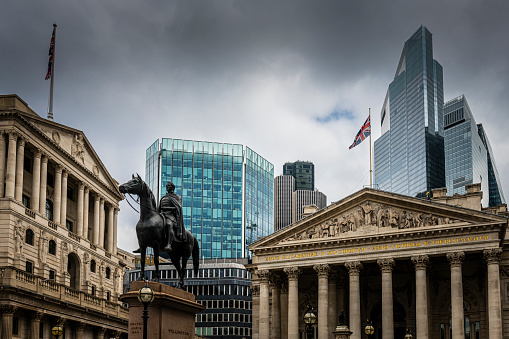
[
  {"xmin": 90, "ymin": 260, "xmax": 96, "ymax": 273},
  {"xmin": 106, "ymin": 267, "xmax": 111, "ymax": 279},
  {"xmin": 48, "ymin": 240, "xmax": 56, "ymax": 255},
  {"xmin": 25, "ymin": 229, "xmax": 34, "ymax": 246},
  {"xmin": 45, "ymin": 199, "xmax": 53, "ymax": 221}
]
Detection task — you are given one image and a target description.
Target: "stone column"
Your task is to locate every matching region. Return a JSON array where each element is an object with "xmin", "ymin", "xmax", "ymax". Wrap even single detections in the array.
[
  {"xmin": 280, "ymin": 281, "xmax": 289, "ymax": 339},
  {"xmin": 54, "ymin": 165, "xmax": 62, "ymax": 224},
  {"xmin": 29, "ymin": 312, "xmax": 43, "ymax": 339},
  {"xmin": 0, "ymin": 132, "xmax": 6, "ymax": 198},
  {"xmin": 258, "ymin": 270, "xmax": 271, "ymax": 339},
  {"xmin": 77, "ymin": 182, "xmax": 85, "ymax": 237},
  {"xmin": 251, "ymin": 285, "xmax": 260, "ymax": 339},
  {"xmin": 99, "ymin": 198, "xmax": 105, "ymax": 247},
  {"xmin": 345, "ymin": 261, "xmax": 362, "ymax": 339},
  {"xmin": 412, "ymin": 255, "xmax": 429, "ymax": 339},
  {"xmin": 484, "ymin": 248, "xmax": 503, "ymax": 339},
  {"xmin": 93, "ymin": 194, "xmax": 100, "ymax": 245},
  {"xmin": 447, "ymin": 252, "xmax": 465, "ymax": 339},
  {"xmin": 97, "ymin": 327, "xmax": 107, "ymax": 339},
  {"xmin": 113, "ymin": 208, "xmax": 118, "ymax": 254},
  {"xmin": 270, "ymin": 274, "xmax": 282, "ymax": 339},
  {"xmin": 31, "ymin": 149, "xmax": 42, "ymax": 212},
  {"xmin": 75, "ymin": 322, "xmax": 85, "ymax": 339},
  {"xmin": 284, "ymin": 267, "xmax": 302, "ymax": 339},
  {"xmin": 107, "ymin": 205, "xmax": 114, "ymax": 252},
  {"xmin": 39, "ymin": 155, "xmax": 48, "ymax": 214},
  {"xmin": 83, "ymin": 187, "xmax": 90, "ymax": 239},
  {"xmin": 60, "ymin": 170, "xmax": 68, "ymax": 226},
  {"xmin": 377, "ymin": 258, "xmax": 395, "ymax": 339},
  {"xmin": 328, "ymin": 271, "xmax": 338, "ymax": 339},
  {"xmin": 14, "ymin": 137, "xmax": 25, "ymax": 202},
  {"xmin": 5, "ymin": 132, "xmax": 18, "ymax": 198},
  {"xmin": 1, "ymin": 305, "xmax": 18, "ymax": 339},
  {"xmin": 314, "ymin": 263, "xmax": 330, "ymax": 339}
]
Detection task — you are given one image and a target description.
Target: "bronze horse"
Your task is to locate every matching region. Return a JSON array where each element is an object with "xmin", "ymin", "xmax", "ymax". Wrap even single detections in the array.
[{"xmin": 119, "ymin": 174, "xmax": 199, "ymax": 289}]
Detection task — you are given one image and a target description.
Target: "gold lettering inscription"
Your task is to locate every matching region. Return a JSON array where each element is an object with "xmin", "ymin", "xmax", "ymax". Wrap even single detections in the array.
[{"xmin": 265, "ymin": 235, "xmax": 490, "ymax": 262}]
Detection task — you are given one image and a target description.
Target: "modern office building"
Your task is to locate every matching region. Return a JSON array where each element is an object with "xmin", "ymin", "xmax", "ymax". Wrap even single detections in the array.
[
  {"xmin": 0, "ymin": 95, "xmax": 128, "ymax": 338},
  {"xmin": 444, "ymin": 95, "xmax": 489, "ymax": 206},
  {"xmin": 274, "ymin": 175, "xmax": 295, "ymax": 231},
  {"xmin": 283, "ymin": 161, "xmax": 314, "ymax": 191},
  {"xmin": 374, "ymin": 25, "xmax": 445, "ymax": 198},
  {"xmin": 125, "ymin": 259, "xmax": 253, "ymax": 339},
  {"xmin": 291, "ymin": 190, "xmax": 327, "ymax": 224},
  {"xmin": 146, "ymin": 139, "xmax": 274, "ymax": 259},
  {"xmin": 477, "ymin": 124, "xmax": 506, "ymax": 207}
]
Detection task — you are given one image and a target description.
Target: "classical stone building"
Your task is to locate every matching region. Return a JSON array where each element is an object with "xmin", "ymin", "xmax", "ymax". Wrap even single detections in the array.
[
  {"xmin": 248, "ymin": 184, "xmax": 508, "ymax": 339},
  {"xmin": 0, "ymin": 95, "xmax": 128, "ymax": 338}
]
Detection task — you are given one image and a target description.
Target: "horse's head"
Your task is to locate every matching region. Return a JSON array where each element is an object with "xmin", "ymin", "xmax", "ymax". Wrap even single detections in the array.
[{"xmin": 119, "ymin": 174, "xmax": 146, "ymax": 196}]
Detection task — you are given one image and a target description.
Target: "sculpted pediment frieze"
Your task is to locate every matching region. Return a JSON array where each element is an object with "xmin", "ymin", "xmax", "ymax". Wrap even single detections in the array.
[{"xmin": 280, "ymin": 201, "xmax": 464, "ymax": 243}]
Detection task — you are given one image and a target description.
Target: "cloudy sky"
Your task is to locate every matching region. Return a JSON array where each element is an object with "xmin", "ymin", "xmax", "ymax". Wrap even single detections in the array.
[{"xmin": 2, "ymin": 1, "xmax": 508, "ymax": 252}]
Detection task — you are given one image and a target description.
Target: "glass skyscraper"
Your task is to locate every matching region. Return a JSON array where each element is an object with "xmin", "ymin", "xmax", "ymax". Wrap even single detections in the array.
[
  {"xmin": 283, "ymin": 161, "xmax": 314, "ymax": 191},
  {"xmin": 146, "ymin": 139, "xmax": 274, "ymax": 259},
  {"xmin": 374, "ymin": 25, "xmax": 445, "ymax": 197},
  {"xmin": 477, "ymin": 125, "xmax": 505, "ymax": 207}
]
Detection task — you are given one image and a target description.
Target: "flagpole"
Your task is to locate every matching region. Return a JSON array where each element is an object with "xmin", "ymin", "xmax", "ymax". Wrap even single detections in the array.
[
  {"xmin": 48, "ymin": 23, "xmax": 57, "ymax": 121},
  {"xmin": 369, "ymin": 107, "xmax": 372, "ymax": 188}
]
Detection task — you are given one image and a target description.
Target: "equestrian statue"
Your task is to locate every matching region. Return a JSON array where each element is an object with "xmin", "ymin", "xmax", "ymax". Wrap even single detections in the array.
[{"xmin": 119, "ymin": 174, "xmax": 199, "ymax": 289}]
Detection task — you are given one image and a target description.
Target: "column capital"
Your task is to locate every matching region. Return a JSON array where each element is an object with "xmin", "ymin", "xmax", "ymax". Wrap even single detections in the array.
[
  {"xmin": 484, "ymin": 248, "xmax": 502, "ymax": 264},
  {"xmin": 55, "ymin": 164, "xmax": 63, "ymax": 173},
  {"xmin": 250, "ymin": 284, "xmax": 260, "ymax": 297},
  {"xmin": 62, "ymin": 170, "xmax": 68, "ymax": 178},
  {"xmin": 447, "ymin": 251, "xmax": 465, "ymax": 268},
  {"xmin": 75, "ymin": 322, "xmax": 85, "ymax": 331},
  {"xmin": 18, "ymin": 137, "xmax": 26, "ymax": 147},
  {"xmin": 412, "ymin": 255, "xmax": 430, "ymax": 270},
  {"xmin": 34, "ymin": 148, "xmax": 42, "ymax": 158},
  {"xmin": 258, "ymin": 269, "xmax": 271, "ymax": 283},
  {"xmin": 84, "ymin": 186, "xmax": 89, "ymax": 194},
  {"xmin": 79, "ymin": 182, "xmax": 85, "ymax": 190},
  {"xmin": 8, "ymin": 131, "xmax": 18, "ymax": 140},
  {"xmin": 284, "ymin": 266, "xmax": 302, "ymax": 280},
  {"xmin": 94, "ymin": 193, "xmax": 101, "ymax": 201},
  {"xmin": 377, "ymin": 258, "xmax": 395, "ymax": 273},
  {"xmin": 345, "ymin": 261, "xmax": 363, "ymax": 276},
  {"xmin": 313, "ymin": 263, "xmax": 331, "ymax": 277},
  {"xmin": 0, "ymin": 305, "xmax": 18, "ymax": 314},
  {"xmin": 98, "ymin": 327, "xmax": 107, "ymax": 335},
  {"xmin": 31, "ymin": 311, "xmax": 43, "ymax": 321}
]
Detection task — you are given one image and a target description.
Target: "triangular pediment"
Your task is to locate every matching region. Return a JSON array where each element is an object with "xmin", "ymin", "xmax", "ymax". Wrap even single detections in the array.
[
  {"xmin": 251, "ymin": 188, "xmax": 507, "ymax": 250},
  {"xmin": 19, "ymin": 112, "xmax": 121, "ymax": 199}
]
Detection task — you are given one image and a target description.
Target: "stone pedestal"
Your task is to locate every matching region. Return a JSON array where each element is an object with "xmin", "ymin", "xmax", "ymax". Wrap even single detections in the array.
[
  {"xmin": 120, "ymin": 281, "xmax": 205, "ymax": 339},
  {"xmin": 332, "ymin": 325, "xmax": 352, "ymax": 339}
]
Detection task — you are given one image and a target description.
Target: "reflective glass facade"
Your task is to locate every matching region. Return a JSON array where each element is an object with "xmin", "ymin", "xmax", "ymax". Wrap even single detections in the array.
[
  {"xmin": 374, "ymin": 25, "xmax": 445, "ymax": 197},
  {"xmin": 283, "ymin": 161, "xmax": 314, "ymax": 191},
  {"xmin": 444, "ymin": 95, "xmax": 489, "ymax": 207},
  {"xmin": 145, "ymin": 139, "xmax": 274, "ymax": 259}
]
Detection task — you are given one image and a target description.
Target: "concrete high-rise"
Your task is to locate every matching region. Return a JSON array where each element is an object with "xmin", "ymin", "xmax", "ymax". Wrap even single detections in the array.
[
  {"xmin": 291, "ymin": 189, "xmax": 327, "ymax": 223},
  {"xmin": 374, "ymin": 25, "xmax": 445, "ymax": 198},
  {"xmin": 283, "ymin": 161, "xmax": 314, "ymax": 191},
  {"xmin": 444, "ymin": 95, "xmax": 505, "ymax": 207},
  {"xmin": 146, "ymin": 139, "xmax": 274, "ymax": 259}
]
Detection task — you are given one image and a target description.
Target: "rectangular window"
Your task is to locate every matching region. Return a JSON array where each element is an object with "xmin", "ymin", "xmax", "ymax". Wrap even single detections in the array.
[
  {"xmin": 49, "ymin": 270, "xmax": 55, "ymax": 280},
  {"xmin": 91, "ymin": 285, "xmax": 96, "ymax": 296},
  {"xmin": 26, "ymin": 261, "xmax": 33, "ymax": 274},
  {"xmin": 22, "ymin": 194, "xmax": 31, "ymax": 208},
  {"xmin": 67, "ymin": 187, "xmax": 74, "ymax": 201},
  {"xmin": 66, "ymin": 220, "xmax": 74, "ymax": 232},
  {"xmin": 24, "ymin": 156, "xmax": 32, "ymax": 173}
]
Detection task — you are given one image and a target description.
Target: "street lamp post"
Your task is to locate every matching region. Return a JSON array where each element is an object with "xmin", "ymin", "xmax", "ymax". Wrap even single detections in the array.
[
  {"xmin": 303, "ymin": 305, "xmax": 317, "ymax": 339},
  {"xmin": 364, "ymin": 319, "xmax": 374, "ymax": 339},
  {"xmin": 138, "ymin": 284, "xmax": 155, "ymax": 339},
  {"xmin": 51, "ymin": 325, "xmax": 63, "ymax": 339}
]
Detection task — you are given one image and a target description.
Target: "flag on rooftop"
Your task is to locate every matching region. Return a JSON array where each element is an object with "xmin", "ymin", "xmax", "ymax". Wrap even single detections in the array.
[
  {"xmin": 349, "ymin": 116, "xmax": 371, "ymax": 149},
  {"xmin": 45, "ymin": 26, "xmax": 56, "ymax": 80}
]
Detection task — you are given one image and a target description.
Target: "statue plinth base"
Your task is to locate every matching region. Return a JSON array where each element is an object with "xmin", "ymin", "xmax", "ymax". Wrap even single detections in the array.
[
  {"xmin": 332, "ymin": 325, "xmax": 353, "ymax": 339},
  {"xmin": 120, "ymin": 281, "xmax": 205, "ymax": 339}
]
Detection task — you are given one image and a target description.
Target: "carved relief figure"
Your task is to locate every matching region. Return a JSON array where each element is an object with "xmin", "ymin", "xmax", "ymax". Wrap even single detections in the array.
[
  {"xmin": 389, "ymin": 210, "xmax": 399, "ymax": 228},
  {"xmin": 71, "ymin": 134, "xmax": 85, "ymax": 163},
  {"xmin": 14, "ymin": 219, "xmax": 25, "ymax": 253},
  {"xmin": 361, "ymin": 202, "xmax": 374, "ymax": 226},
  {"xmin": 61, "ymin": 242, "xmax": 69, "ymax": 272},
  {"xmin": 82, "ymin": 253, "xmax": 90, "ymax": 281},
  {"xmin": 347, "ymin": 213, "xmax": 356, "ymax": 232},
  {"xmin": 39, "ymin": 230, "xmax": 48, "ymax": 262}
]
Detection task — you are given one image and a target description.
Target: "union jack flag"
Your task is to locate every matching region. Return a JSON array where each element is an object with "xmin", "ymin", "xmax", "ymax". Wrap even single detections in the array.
[
  {"xmin": 45, "ymin": 27, "xmax": 55, "ymax": 80},
  {"xmin": 349, "ymin": 115, "xmax": 371, "ymax": 149}
]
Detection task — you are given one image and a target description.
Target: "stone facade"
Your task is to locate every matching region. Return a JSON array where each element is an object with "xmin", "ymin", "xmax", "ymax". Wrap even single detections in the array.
[
  {"xmin": 0, "ymin": 95, "xmax": 128, "ymax": 338},
  {"xmin": 248, "ymin": 186, "xmax": 509, "ymax": 339}
]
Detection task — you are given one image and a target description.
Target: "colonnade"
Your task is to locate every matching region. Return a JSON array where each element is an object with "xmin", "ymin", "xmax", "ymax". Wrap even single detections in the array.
[
  {"xmin": 0, "ymin": 131, "xmax": 118, "ymax": 253},
  {"xmin": 253, "ymin": 249, "xmax": 503, "ymax": 339}
]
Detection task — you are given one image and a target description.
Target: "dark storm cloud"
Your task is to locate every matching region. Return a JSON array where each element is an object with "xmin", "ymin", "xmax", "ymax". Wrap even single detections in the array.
[{"xmin": 2, "ymin": 0, "xmax": 509, "ymax": 251}]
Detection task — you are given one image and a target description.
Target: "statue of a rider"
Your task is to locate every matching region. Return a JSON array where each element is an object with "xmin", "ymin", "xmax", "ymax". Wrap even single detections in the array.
[{"xmin": 134, "ymin": 181, "xmax": 186, "ymax": 253}]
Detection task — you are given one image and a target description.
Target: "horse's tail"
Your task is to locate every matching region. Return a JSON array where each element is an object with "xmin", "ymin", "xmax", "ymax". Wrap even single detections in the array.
[{"xmin": 192, "ymin": 236, "xmax": 200, "ymax": 276}]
